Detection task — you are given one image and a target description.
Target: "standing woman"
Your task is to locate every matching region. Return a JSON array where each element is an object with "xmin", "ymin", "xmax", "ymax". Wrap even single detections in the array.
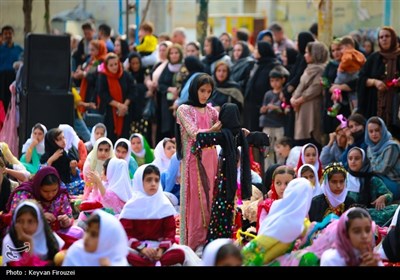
[
  {"xmin": 98, "ymin": 53, "xmax": 135, "ymax": 143},
  {"xmin": 201, "ymin": 36, "xmax": 232, "ymax": 75},
  {"xmin": 358, "ymin": 27, "xmax": 400, "ymax": 139},
  {"xmin": 291, "ymin": 41, "xmax": 328, "ymax": 147},
  {"xmin": 176, "ymin": 73, "xmax": 221, "ymax": 252},
  {"xmin": 230, "ymin": 41, "xmax": 255, "ymax": 93}
]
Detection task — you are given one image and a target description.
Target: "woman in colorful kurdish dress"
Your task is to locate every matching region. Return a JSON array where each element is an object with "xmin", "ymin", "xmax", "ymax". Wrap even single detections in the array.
[
  {"xmin": 194, "ymin": 103, "xmax": 252, "ymax": 243},
  {"xmin": 2, "ymin": 200, "xmax": 64, "ymax": 266},
  {"xmin": 176, "ymin": 73, "xmax": 221, "ymax": 251},
  {"xmin": 120, "ymin": 164, "xmax": 185, "ymax": 266},
  {"xmin": 5, "ymin": 167, "xmax": 82, "ymax": 247},
  {"xmin": 308, "ymin": 162, "xmax": 355, "ymax": 222}
]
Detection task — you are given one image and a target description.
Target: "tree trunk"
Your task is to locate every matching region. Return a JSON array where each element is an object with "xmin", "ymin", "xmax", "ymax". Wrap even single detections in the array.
[
  {"xmin": 196, "ymin": 0, "xmax": 208, "ymax": 51},
  {"xmin": 140, "ymin": 0, "xmax": 152, "ymax": 25},
  {"xmin": 23, "ymin": 0, "xmax": 34, "ymax": 34},
  {"xmin": 44, "ymin": 0, "xmax": 51, "ymax": 34}
]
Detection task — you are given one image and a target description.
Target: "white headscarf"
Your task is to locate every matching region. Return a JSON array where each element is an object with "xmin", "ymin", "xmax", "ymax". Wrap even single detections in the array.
[
  {"xmin": 129, "ymin": 133, "xmax": 146, "ymax": 158},
  {"xmin": 297, "ymin": 164, "xmax": 322, "ymax": 197},
  {"xmin": 21, "ymin": 123, "xmax": 47, "ymax": 155},
  {"xmin": 202, "ymin": 238, "xmax": 233, "ymax": 266},
  {"xmin": 59, "ymin": 124, "xmax": 80, "ymax": 151},
  {"xmin": 119, "ymin": 164, "xmax": 176, "ymax": 220},
  {"xmin": 106, "ymin": 158, "xmax": 133, "ymax": 202},
  {"xmin": 62, "ymin": 210, "xmax": 129, "ymax": 266},
  {"xmin": 321, "ymin": 168, "xmax": 348, "ymax": 208},
  {"xmin": 90, "ymin": 123, "xmax": 107, "ymax": 148},
  {"xmin": 152, "ymin": 138, "xmax": 173, "ymax": 173},
  {"xmin": 114, "ymin": 138, "xmax": 132, "ymax": 165},
  {"xmin": 258, "ymin": 178, "xmax": 313, "ymax": 243},
  {"xmin": 85, "ymin": 137, "xmax": 115, "ymax": 176},
  {"xmin": 2, "ymin": 200, "xmax": 64, "ymax": 265}
]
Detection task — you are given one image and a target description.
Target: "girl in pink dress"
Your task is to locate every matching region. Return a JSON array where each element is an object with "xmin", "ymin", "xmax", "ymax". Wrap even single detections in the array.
[{"xmin": 176, "ymin": 73, "xmax": 221, "ymax": 252}]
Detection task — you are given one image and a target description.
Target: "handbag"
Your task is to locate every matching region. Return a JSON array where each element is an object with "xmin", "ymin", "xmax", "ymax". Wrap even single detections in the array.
[{"xmin": 142, "ymin": 97, "xmax": 157, "ymax": 121}]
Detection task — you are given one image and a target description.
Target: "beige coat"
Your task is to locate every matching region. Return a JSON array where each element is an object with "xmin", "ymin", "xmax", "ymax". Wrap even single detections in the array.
[{"xmin": 293, "ymin": 64, "xmax": 325, "ymax": 143}]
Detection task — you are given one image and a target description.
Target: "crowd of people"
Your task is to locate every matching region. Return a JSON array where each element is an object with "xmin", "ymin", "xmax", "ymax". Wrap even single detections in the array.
[{"xmin": 0, "ymin": 19, "xmax": 400, "ymax": 267}]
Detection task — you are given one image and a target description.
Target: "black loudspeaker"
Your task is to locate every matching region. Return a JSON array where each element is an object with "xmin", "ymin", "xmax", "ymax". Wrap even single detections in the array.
[
  {"xmin": 18, "ymin": 93, "xmax": 74, "ymax": 155},
  {"xmin": 23, "ymin": 33, "xmax": 71, "ymax": 94}
]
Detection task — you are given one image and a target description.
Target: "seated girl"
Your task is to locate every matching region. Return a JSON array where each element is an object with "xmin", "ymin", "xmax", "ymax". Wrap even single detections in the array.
[
  {"xmin": 151, "ymin": 138, "xmax": 176, "ymax": 173},
  {"xmin": 40, "ymin": 128, "xmax": 85, "ymax": 196},
  {"xmin": 201, "ymin": 238, "xmax": 242, "ymax": 266},
  {"xmin": 129, "ymin": 133, "xmax": 154, "ymax": 167},
  {"xmin": 119, "ymin": 164, "xmax": 185, "ymax": 266},
  {"xmin": 114, "ymin": 138, "xmax": 138, "ymax": 179},
  {"xmin": 242, "ymin": 178, "xmax": 314, "ymax": 266},
  {"xmin": 320, "ymin": 207, "xmax": 383, "ymax": 266},
  {"xmin": 5, "ymin": 167, "xmax": 84, "ymax": 247},
  {"xmin": 59, "ymin": 124, "xmax": 87, "ymax": 171},
  {"xmin": 297, "ymin": 163, "xmax": 322, "ymax": 197},
  {"xmin": 346, "ymin": 147, "xmax": 398, "ymax": 226},
  {"xmin": 0, "ymin": 142, "xmax": 30, "ymax": 183},
  {"xmin": 20, "ymin": 123, "xmax": 47, "ymax": 175},
  {"xmin": 85, "ymin": 123, "xmax": 107, "ymax": 154},
  {"xmin": 2, "ymin": 200, "xmax": 64, "ymax": 266},
  {"xmin": 309, "ymin": 162, "xmax": 355, "ymax": 222},
  {"xmin": 63, "ymin": 209, "xmax": 129, "ymax": 266},
  {"xmin": 85, "ymin": 157, "xmax": 133, "ymax": 215},
  {"xmin": 296, "ymin": 143, "xmax": 322, "ymax": 179}
]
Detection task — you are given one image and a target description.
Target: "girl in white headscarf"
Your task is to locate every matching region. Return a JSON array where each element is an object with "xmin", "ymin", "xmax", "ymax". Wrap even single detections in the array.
[
  {"xmin": 86, "ymin": 157, "xmax": 133, "ymax": 215},
  {"xmin": 202, "ymin": 238, "xmax": 242, "ymax": 266},
  {"xmin": 242, "ymin": 178, "xmax": 314, "ymax": 266},
  {"xmin": 62, "ymin": 209, "xmax": 129, "ymax": 266},
  {"xmin": 114, "ymin": 138, "xmax": 138, "ymax": 178},
  {"xmin": 297, "ymin": 163, "xmax": 322, "ymax": 197},
  {"xmin": 308, "ymin": 162, "xmax": 355, "ymax": 222},
  {"xmin": 119, "ymin": 164, "xmax": 187, "ymax": 266},
  {"xmin": 82, "ymin": 137, "xmax": 114, "ymax": 200},
  {"xmin": 151, "ymin": 138, "xmax": 176, "ymax": 173},
  {"xmin": 2, "ymin": 200, "xmax": 64, "ymax": 266},
  {"xmin": 59, "ymin": 124, "xmax": 87, "ymax": 171},
  {"xmin": 20, "ymin": 123, "xmax": 47, "ymax": 174},
  {"xmin": 85, "ymin": 123, "xmax": 107, "ymax": 153}
]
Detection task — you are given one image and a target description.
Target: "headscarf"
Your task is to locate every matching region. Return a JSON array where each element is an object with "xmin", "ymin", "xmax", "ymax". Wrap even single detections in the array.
[
  {"xmin": 335, "ymin": 207, "xmax": 375, "ymax": 266},
  {"xmin": 203, "ymin": 36, "xmax": 226, "ymax": 65},
  {"xmin": 21, "ymin": 123, "xmax": 47, "ymax": 155},
  {"xmin": 202, "ymin": 238, "xmax": 233, "ymax": 266},
  {"xmin": 297, "ymin": 163, "xmax": 322, "ymax": 197},
  {"xmin": 85, "ymin": 137, "xmax": 114, "ymax": 176},
  {"xmin": 58, "ymin": 124, "xmax": 80, "ymax": 151},
  {"xmin": 212, "ymin": 61, "xmax": 244, "ymax": 105},
  {"xmin": 106, "ymin": 158, "xmax": 133, "ymax": 202},
  {"xmin": 119, "ymin": 164, "xmax": 176, "ymax": 220},
  {"xmin": 6, "ymin": 166, "xmax": 68, "ymax": 212},
  {"xmin": 129, "ymin": 133, "xmax": 154, "ymax": 163},
  {"xmin": 263, "ymin": 164, "xmax": 282, "ymax": 196},
  {"xmin": 308, "ymin": 41, "xmax": 329, "ymax": 64},
  {"xmin": 321, "ymin": 163, "xmax": 348, "ymax": 208},
  {"xmin": 3, "ymin": 200, "xmax": 64, "ymax": 265},
  {"xmin": 152, "ymin": 138, "xmax": 173, "ymax": 173},
  {"xmin": 62, "ymin": 210, "xmax": 129, "ymax": 266},
  {"xmin": 127, "ymin": 52, "xmax": 145, "ymax": 83},
  {"xmin": 296, "ymin": 143, "xmax": 323, "ymax": 179},
  {"xmin": 219, "ymin": 103, "xmax": 251, "ymax": 201},
  {"xmin": 258, "ymin": 178, "xmax": 313, "ymax": 242},
  {"xmin": 89, "ymin": 123, "xmax": 107, "ymax": 149},
  {"xmin": 297, "ymin": 32, "xmax": 315, "ymax": 55},
  {"xmin": 256, "ymin": 29, "xmax": 274, "ymax": 44},
  {"xmin": 365, "ymin": 117, "xmax": 397, "ymax": 157}
]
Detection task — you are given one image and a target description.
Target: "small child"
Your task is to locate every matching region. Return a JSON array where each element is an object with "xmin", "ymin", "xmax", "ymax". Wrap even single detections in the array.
[
  {"xmin": 2, "ymin": 200, "xmax": 64, "ymax": 266},
  {"xmin": 135, "ymin": 21, "xmax": 158, "ymax": 57},
  {"xmin": 320, "ymin": 207, "xmax": 383, "ymax": 266},
  {"xmin": 274, "ymin": 136, "xmax": 302, "ymax": 168},
  {"xmin": 62, "ymin": 209, "xmax": 129, "ymax": 266},
  {"xmin": 330, "ymin": 36, "xmax": 366, "ymax": 115},
  {"xmin": 259, "ymin": 65, "xmax": 290, "ymax": 169},
  {"xmin": 202, "ymin": 238, "xmax": 242, "ymax": 266}
]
